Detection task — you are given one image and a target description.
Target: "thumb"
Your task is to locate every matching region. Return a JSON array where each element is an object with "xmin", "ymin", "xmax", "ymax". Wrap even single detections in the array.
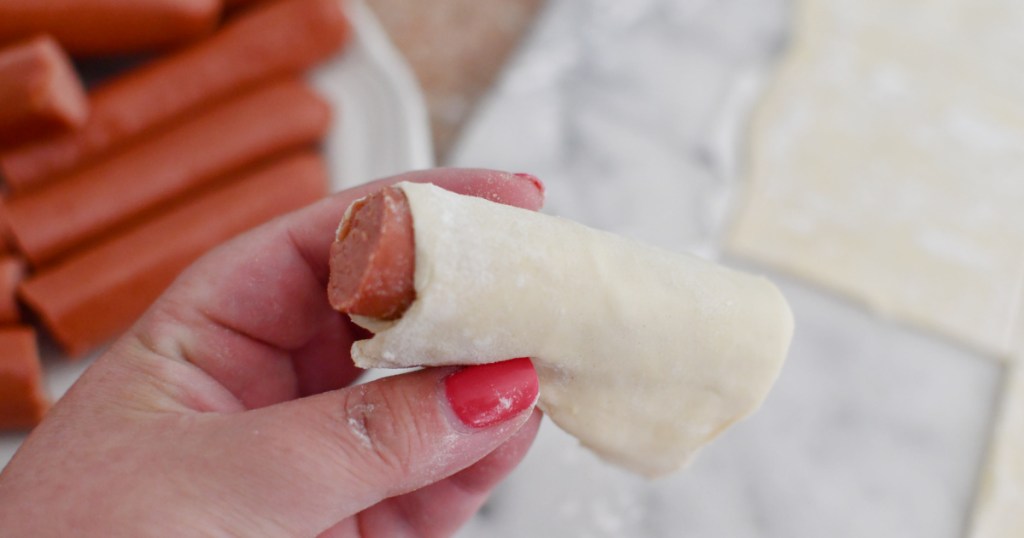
[{"xmin": 199, "ymin": 358, "xmax": 539, "ymax": 535}]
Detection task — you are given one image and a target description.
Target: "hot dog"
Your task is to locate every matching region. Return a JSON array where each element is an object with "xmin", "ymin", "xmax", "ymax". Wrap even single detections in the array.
[
  {"xmin": 0, "ymin": 326, "xmax": 48, "ymax": 430},
  {"xmin": 0, "ymin": 256, "xmax": 26, "ymax": 324},
  {"xmin": 0, "ymin": 35, "xmax": 88, "ymax": 148},
  {"xmin": 19, "ymin": 151, "xmax": 328, "ymax": 357},
  {"xmin": 3, "ymin": 79, "xmax": 330, "ymax": 266},
  {"xmin": 0, "ymin": 199, "xmax": 15, "ymax": 255},
  {"xmin": 329, "ymin": 187, "xmax": 416, "ymax": 319},
  {"xmin": 0, "ymin": 0, "xmax": 220, "ymax": 57},
  {"xmin": 223, "ymin": 0, "xmax": 262, "ymax": 9},
  {"xmin": 0, "ymin": 0, "xmax": 350, "ymax": 191},
  {"xmin": 328, "ymin": 182, "xmax": 793, "ymax": 477}
]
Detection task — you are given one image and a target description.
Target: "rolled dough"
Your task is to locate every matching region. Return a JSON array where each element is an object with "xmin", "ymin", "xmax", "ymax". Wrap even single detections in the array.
[
  {"xmin": 350, "ymin": 182, "xmax": 793, "ymax": 477},
  {"xmin": 727, "ymin": 0, "xmax": 1024, "ymax": 358}
]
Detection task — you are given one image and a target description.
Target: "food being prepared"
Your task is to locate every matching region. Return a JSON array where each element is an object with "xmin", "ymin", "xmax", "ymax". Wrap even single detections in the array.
[
  {"xmin": 3, "ymin": 79, "xmax": 329, "ymax": 266},
  {"xmin": 329, "ymin": 182, "xmax": 793, "ymax": 477},
  {"xmin": 0, "ymin": 0, "xmax": 350, "ymax": 191},
  {"xmin": 0, "ymin": 35, "xmax": 88, "ymax": 147}
]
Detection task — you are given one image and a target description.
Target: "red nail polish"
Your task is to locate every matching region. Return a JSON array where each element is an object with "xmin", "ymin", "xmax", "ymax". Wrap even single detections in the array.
[
  {"xmin": 513, "ymin": 173, "xmax": 545, "ymax": 195},
  {"xmin": 444, "ymin": 358, "xmax": 538, "ymax": 428}
]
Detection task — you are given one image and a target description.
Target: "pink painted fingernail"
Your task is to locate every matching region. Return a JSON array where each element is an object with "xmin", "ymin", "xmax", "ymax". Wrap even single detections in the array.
[
  {"xmin": 513, "ymin": 173, "xmax": 544, "ymax": 195},
  {"xmin": 444, "ymin": 358, "xmax": 538, "ymax": 428}
]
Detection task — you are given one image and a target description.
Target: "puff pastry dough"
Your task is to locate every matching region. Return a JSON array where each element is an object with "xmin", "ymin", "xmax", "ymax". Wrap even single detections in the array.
[
  {"xmin": 351, "ymin": 182, "xmax": 793, "ymax": 477},
  {"xmin": 728, "ymin": 0, "xmax": 1024, "ymax": 358}
]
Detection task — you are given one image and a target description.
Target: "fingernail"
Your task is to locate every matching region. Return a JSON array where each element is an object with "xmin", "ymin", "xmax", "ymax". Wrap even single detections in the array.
[
  {"xmin": 444, "ymin": 358, "xmax": 538, "ymax": 428},
  {"xmin": 513, "ymin": 173, "xmax": 545, "ymax": 195}
]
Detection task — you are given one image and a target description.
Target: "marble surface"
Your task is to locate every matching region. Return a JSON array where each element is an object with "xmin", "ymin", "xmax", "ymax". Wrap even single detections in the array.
[{"xmin": 447, "ymin": 0, "xmax": 1004, "ymax": 536}]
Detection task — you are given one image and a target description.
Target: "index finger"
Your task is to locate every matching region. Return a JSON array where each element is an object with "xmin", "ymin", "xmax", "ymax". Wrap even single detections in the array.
[{"xmin": 131, "ymin": 169, "xmax": 544, "ymax": 408}]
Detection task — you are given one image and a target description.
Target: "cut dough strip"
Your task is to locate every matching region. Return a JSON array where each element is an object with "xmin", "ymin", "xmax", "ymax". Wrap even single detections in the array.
[{"xmin": 329, "ymin": 182, "xmax": 793, "ymax": 477}]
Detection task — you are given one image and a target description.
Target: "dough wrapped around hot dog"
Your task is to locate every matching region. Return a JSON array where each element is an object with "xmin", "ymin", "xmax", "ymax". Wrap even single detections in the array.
[{"xmin": 329, "ymin": 182, "xmax": 793, "ymax": 477}]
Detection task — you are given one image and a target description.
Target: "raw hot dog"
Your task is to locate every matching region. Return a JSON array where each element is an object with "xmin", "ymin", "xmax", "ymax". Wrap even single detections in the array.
[
  {"xmin": 4, "ymin": 79, "xmax": 330, "ymax": 266},
  {"xmin": 0, "ymin": 35, "xmax": 88, "ymax": 148},
  {"xmin": 0, "ymin": 0, "xmax": 220, "ymax": 57},
  {"xmin": 223, "ymin": 0, "xmax": 262, "ymax": 9},
  {"xmin": 19, "ymin": 151, "xmax": 328, "ymax": 357},
  {"xmin": 327, "ymin": 181, "xmax": 794, "ymax": 477},
  {"xmin": 0, "ymin": 256, "xmax": 26, "ymax": 324},
  {"xmin": 0, "ymin": 0, "xmax": 350, "ymax": 191},
  {"xmin": 328, "ymin": 187, "xmax": 417, "ymax": 319},
  {"xmin": 0, "ymin": 199, "xmax": 15, "ymax": 255},
  {"xmin": 0, "ymin": 326, "xmax": 48, "ymax": 430}
]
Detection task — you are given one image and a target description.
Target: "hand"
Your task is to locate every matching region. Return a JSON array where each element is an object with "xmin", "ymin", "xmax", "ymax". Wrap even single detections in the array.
[{"xmin": 0, "ymin": 169, "xmax": 546, "ymax": 537}]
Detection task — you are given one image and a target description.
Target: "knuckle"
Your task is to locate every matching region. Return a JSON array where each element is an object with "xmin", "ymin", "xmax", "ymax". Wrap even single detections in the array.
[{"xmin": 338, "ymin": 384, "xmax": 425, "ymax": 480}]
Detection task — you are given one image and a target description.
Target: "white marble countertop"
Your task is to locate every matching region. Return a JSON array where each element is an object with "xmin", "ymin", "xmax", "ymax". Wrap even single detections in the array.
[{"xmin": 448, "ymin": 0, "xmax": 1002, "ymax": 536}]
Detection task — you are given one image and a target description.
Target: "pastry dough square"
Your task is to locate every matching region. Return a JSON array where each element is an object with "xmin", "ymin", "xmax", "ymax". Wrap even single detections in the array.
[{"xmin": 727, "ymin": 0, "xmax": 1024, "ymax": 358}]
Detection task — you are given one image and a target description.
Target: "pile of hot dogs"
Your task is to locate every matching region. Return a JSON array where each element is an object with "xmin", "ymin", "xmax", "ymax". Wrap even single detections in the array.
[{"xmin": 0, "ymin": 0, "xmax": 352, "ymax": 430}]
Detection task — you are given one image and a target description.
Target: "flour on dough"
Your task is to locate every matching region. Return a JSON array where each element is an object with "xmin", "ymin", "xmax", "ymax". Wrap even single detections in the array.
[
  {"xmin": 727, "ymin": 0, "xmax": 1024, "ymax": 358},
  {"xmin": 971, "ymin": 360, "xmax": 1024, "ymax": 537},
  {"xmin": 350, "ymin": 182, "xmax": 793, "ymax": 477}
]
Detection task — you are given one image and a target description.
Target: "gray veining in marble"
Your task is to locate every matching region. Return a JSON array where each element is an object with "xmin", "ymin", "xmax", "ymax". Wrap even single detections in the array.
[{"xmin": 448, "ymin": 0, "xmax": 1003, "ymax": 535}]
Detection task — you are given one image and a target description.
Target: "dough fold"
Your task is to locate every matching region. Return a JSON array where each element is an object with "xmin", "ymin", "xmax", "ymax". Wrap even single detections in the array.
[{"xmin": 352, "ymin": 182, "xmax": 793, "ymax": 477}]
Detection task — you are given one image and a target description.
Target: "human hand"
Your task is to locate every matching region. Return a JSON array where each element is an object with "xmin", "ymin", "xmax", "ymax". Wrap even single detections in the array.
[{"xmin": 0, "ymin": 169, "xmax": 546, "ymax": 537}]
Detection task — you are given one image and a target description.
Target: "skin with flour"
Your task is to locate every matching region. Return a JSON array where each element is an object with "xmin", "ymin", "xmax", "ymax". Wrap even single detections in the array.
[{"xmin": 330, "ymin": 182, "xmax": 794, "ymax": 477}]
